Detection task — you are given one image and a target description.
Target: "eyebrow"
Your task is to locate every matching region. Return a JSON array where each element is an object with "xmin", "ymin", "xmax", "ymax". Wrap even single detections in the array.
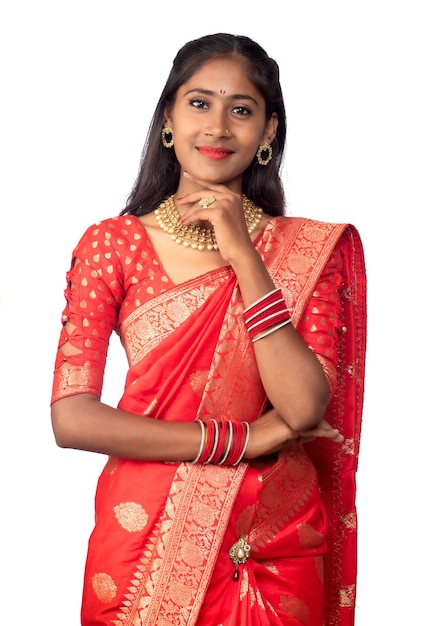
[{"xmin": 183, "ymin": 88, "xmax": 260, "ymax": 107}]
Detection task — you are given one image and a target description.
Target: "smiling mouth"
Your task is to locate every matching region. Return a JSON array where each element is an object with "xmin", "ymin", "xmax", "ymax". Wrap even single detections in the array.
[{"xmin": 197, "ymin": 146, "xmax": 234, "ymax": 160}]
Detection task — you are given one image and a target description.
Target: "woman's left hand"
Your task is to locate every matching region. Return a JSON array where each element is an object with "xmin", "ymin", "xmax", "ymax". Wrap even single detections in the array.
[
  {"xmin": 176, "ymin": 173, "xmax": 259, "ymax": 264},
  {"xmin": 295, "ymin": 418, "xmax": 344, "ymax": 445}
]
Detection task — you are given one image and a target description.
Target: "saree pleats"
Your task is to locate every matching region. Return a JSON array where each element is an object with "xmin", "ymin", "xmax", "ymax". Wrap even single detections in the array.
[{"xmin": 198, "ymin": 448, "xmax": 328, "ymax": 626}]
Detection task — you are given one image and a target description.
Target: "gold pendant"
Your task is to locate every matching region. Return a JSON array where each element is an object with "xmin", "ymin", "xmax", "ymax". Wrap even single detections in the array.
[{"xmin": 228, "ymin": 536, "xmax": 251, "ymax": 581}]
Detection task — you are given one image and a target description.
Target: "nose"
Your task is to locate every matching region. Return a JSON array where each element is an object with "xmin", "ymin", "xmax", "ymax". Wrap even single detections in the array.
[{"xmin": 205, "ymin": 107, "xmax": 230, "ymax": 138}]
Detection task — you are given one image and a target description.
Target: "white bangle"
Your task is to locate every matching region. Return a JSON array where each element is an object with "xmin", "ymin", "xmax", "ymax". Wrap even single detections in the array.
[{"xmin": 190, "ymin": 419, "xmax": 205, "ymax": 464}]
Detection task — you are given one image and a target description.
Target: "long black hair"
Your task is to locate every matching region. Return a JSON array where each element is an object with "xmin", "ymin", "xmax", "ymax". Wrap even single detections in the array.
[{"xmin": 121, "ymin": 33, "xmax": 287, "ymax": 217}]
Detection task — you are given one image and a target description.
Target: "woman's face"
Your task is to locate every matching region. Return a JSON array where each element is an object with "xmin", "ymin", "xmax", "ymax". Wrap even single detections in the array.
[{"xmin": 165, "ymin": 56, "xmax": 278, "ymax": 193}]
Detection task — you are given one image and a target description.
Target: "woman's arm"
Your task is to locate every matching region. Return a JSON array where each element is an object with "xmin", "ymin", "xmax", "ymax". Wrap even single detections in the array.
[
  {"xmin": 51, "ymin": 394, "xmax": 201, "ymax": 461},
  {"xmin": 52, "ymin": 394, "xmax": 341, "ymax": 461},
  {"xmin": 230, "ymin": 247, "xmax": 330, "ymax": 432},
  {"xmin": 51, "ymin": 394, "xmax": 313, "ymax": 461}
]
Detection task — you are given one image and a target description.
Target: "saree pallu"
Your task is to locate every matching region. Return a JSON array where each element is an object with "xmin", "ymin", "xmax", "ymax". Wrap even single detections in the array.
[{"xmin": 52, "ymin": 215, "xmax": 366, "ymax": 626}]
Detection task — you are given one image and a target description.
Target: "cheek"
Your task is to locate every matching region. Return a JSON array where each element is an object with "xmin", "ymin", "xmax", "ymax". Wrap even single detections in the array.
[
  {"xmin": 171, "ymin": 130, "xmax": 196, "ymax": 166},
  {"xmin": 244, "ymin": 135, "xmax": 261, "ymax": 156},
  {"xmin": 242, "ymin": 123, "xmax": 266, "ymax": 149},
  {"xmin": 172, "ymin": 110, "xmax": 197, "ymax": 135}
]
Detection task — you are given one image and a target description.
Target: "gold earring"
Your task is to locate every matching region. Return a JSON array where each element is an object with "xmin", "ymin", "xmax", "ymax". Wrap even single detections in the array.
[
  {"xmin": 256, "ymin": 143, "xmax": 272, "ymax": 165},
  {"xmin": 161, "ymin": 126, "xmax": 174, "ymax": 148}
]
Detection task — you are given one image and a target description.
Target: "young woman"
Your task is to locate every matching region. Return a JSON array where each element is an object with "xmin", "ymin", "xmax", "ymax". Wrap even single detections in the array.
[{"xmin": 51, "ymin": 33, "xmax": 366, "ymax": 626}]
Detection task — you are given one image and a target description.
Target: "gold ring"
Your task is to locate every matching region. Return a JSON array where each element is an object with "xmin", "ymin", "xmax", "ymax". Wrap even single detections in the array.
[{"xmin": 198, "ymin": 196, "xmax": 216, "ymax": 208}]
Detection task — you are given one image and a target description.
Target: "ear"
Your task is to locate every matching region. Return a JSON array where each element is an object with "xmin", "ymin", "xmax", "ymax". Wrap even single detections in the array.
[
  {"xmin": 163, "ymin": 106, "xmax": 172, "ymax": 128},
  {"xmin": 263, "ymin": 112, "xmax": 278, "ymax": 144}
]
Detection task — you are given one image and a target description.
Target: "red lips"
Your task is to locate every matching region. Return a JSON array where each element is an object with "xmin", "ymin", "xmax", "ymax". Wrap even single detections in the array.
[{"xmin": 197, "ymin": 146, "xmax": 233, "ymax": 160}]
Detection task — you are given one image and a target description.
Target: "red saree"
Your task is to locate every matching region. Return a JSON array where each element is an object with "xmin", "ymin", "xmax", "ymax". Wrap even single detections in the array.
[{"xmin": 52, "ymin": 215, "xmax": 366, "ymax": 626}]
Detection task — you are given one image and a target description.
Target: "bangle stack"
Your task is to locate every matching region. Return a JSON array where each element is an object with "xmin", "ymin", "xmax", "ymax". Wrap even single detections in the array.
[
  {"xmin": 191, "ymin": 419, "xmax": 250, "ymax": 466},
  {"xmin": 244, "ymin": 287, "xmax": 291, "ymax": 343}
]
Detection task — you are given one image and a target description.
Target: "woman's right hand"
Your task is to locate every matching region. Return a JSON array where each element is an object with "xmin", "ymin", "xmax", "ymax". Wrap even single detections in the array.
[
  {"xmin": 244, "ymin": 408, "xmax": 296, "ymax": 459},
  {"xmin": 244, "ymin": 409, "xmax": 343, "ymax": 459}
]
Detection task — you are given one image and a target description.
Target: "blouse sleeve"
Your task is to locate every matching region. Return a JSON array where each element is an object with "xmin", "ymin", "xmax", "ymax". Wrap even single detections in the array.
[
  {"xmin": 51, "ymin": 221, "xmax": 124, "ymax": 404},
  {"xmin": 296, "ymin": 241, "xmax": 345, "ymax": 398}
]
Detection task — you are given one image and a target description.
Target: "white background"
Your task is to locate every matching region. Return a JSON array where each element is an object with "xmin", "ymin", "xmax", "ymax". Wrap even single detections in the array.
[{"xmin": 1, "ymin": 1, "xmax": 430, "ymax": 623}]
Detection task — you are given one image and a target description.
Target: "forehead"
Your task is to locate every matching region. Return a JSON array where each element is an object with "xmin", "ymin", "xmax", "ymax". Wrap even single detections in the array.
[{"xmin": 179, "ymin": 56, "xmax": 261, "ymax": 98}]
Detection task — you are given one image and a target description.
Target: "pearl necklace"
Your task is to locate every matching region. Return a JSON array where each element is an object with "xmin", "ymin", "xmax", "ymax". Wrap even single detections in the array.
[{"xmin": 154, "ymin": 195, "xmax": 263, "ymax": 251}]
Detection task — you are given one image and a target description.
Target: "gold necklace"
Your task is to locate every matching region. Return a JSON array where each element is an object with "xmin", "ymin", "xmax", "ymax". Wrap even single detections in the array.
[{"xmin": 154, "ymin": 195, "xmax": 263, "ymax": 252}]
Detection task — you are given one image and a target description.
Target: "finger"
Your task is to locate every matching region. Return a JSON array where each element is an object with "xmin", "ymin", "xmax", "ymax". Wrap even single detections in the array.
[
  {"xmin": 178, "ymin": 206, "xmax": 216, "ymax": 226},
  {"xmin": 299, "ymin": 427, "xmax": 341, "ymax": 440},
  {"xmin": 177, "ymin": 189, "xmax": 234, "ymax": 209},
  {"xmin": 197, "ymin": 195, "xmax": 217, "ymax": 208},
  {"xmin": 177, "ymin": 196, "xmax": 236, "ymax": 225},
  {"xmin": 297, "ymin": 436, "xmax": 316, "ymax": 444}
]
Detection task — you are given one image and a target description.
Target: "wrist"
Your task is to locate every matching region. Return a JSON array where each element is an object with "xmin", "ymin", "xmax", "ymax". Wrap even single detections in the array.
[{"xmin": 190, "ymin": 419, "xmax": 249, "ymax": 466}]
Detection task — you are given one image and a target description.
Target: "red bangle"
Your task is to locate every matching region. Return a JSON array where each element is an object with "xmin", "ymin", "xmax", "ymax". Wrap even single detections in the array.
[
  {"xmin": 212, "ymin": 420, "xmax": 228, "ymax": 464},
  {"xmin": 199, "ymin": 419, "xmax": 216, "ymax": 463},
  {"xmin": 194, "ymin": 420, "xmax": 250, "ymax": 466},
  {"xmin": 247, "ymin": 310, "xmax": 291, "ymax": 340},
  {"xmin": 220, "ymin": 422, "xmax": 247, "ymax": 466},
  {"xmin": 244, "ymin": 288, "xmax": 283, "ymax": 321},
  {"xmin": 217, "ymin": 421, "xmax": 233, "ymax": 465},
  {"xmin": 204, "ymin": 419, "xmax": 220, "ymax": 464},
  {"xmin": 232, "ymin": 422, "xmax": 250, "ymax": 466},
  {"xmin": 244, "ymin": 288, "xmax": 291, "ymax": 341},
  {"xmin": 246, "ymin": 300, "xmax": 286, "ymax": 328}
]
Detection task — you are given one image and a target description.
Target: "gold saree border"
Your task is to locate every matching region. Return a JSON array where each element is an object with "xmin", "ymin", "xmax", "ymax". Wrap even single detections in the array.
[
  {"xmin": 120, "ymin": 268, "xmax": 232, "ymax": 367},
  {"xmin": 114, "ymin": 463, "xmax": 248, "ymax": 626}
]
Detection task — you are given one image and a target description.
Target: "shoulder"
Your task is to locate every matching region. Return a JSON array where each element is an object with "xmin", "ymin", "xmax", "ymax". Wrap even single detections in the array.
[
  {"xmin": 261, "ymin": 215, "xmax": 363, "ymax": 270},
  {"xmin": 273, "ymin": 217, "xmax": 365, "ymax": 278},
  {"xmin": 73, "ymin": 215, "xmax": 150, "ymax": 256},
  {"xmin": 263, "ymin": 215, "xmax": 350, "ymax": 248},
  {"xmin": 272, "ymin": 215, "xmax": 348, "ymax": 233},
  {"xmin": 77, "ymin": 215, "xmax": 146, "ymax": 242}
]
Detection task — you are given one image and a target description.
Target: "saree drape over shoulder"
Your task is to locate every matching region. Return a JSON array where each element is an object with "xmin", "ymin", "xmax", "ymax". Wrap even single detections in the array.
[{"xmin": 52, "ymin": 215, "xmax": 366, "ymax": 626}]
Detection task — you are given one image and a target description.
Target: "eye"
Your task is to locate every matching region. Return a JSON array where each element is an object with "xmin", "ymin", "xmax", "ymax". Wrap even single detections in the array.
[
  {"xmin": 190, "ymin": 99, "xmax": 209, "ymax": 109},
  {"xmin": 232, "ymin": 105, "xmax": 251, "ymax": 116}
]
